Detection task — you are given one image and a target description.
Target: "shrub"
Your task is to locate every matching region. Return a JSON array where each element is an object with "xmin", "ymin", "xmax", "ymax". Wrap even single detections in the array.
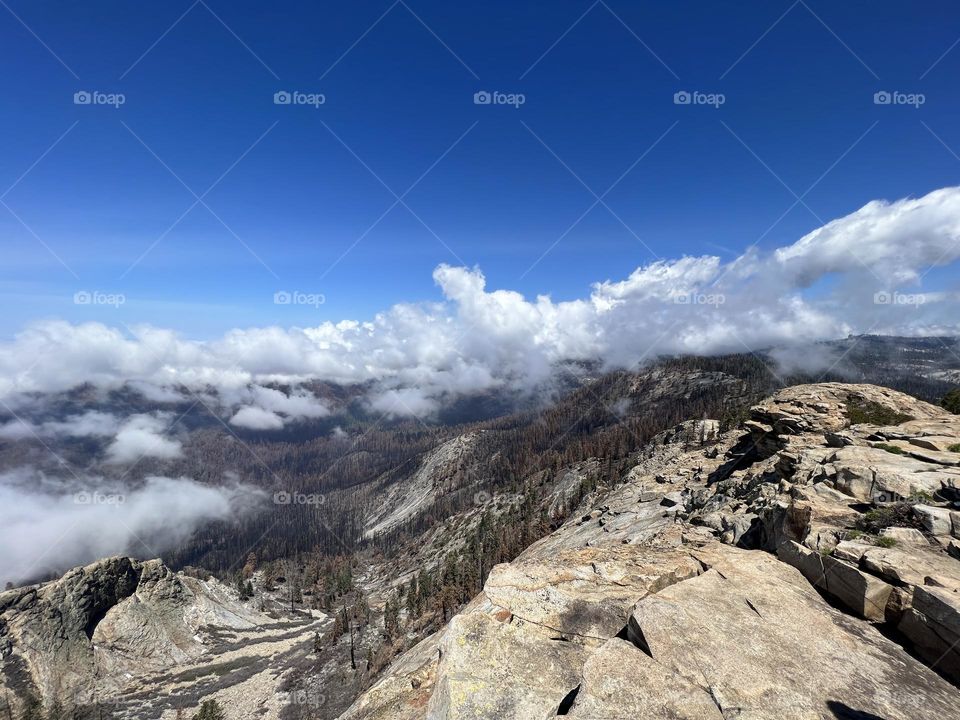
[
  {"xmin": 874, "ymin": 535, "xmax": 898, "ymax": 548},
  {"xmin": 874, "ymin": 443, "xmax": 904, "ymax": 455},
  {"xmin": 949, "ymin": 444, "xmax": 960, "ymax": 454},
  {"xmin": 941, "ymin": 388, "xmax": 960, "ymax": 415},
  {"xmin": 846, "ymin": 398, "xmax": 914, "ymax": 426},
  {"xmin": 855, "ymin": 504, "xmax": 923, "ymax": 534},
  {"xmin": 192, "ymin": 700, "xmax": 226, "ymax": 720}
]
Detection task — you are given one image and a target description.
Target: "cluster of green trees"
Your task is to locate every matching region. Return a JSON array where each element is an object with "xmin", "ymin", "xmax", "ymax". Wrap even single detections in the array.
[{"xmin": 942, "ymin": 388, "xmax": 960, "ymax": 415}]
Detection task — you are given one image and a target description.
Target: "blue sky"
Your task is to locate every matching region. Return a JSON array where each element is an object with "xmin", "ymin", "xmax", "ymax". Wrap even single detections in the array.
[{"xmin": 2, "ymin": 0, "xmax": 959, "ymax": 337}]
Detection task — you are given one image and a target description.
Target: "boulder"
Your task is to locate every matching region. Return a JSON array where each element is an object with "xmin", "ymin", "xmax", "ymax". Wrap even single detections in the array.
[
  {"xmin": 860, "ymin": 546, "xmax": 960, "ymax": 589},
  {"xmin": 914, "ymin": 504, "xmax": 954, "ymax": 536},
  {"xmin": 626, "ymin": 546, "xmax": 959, "ymax": 719},
  {"xmin": 777, "ymin": 541, "xmax": 893, "ymax": 621},
  {"xmin": 826, "ymin": 447, "xmax": 942, "ymax": 501},
  {"xmin": 898, "ymin": 585, "xmax": 960, "ymax": 684},
  {"xmin": 908, "ymin": 436, "xmax": 958, "ymax": 452},
  {"xmin": 426, "ymin": 612, "xmax": 585, "ymax": 720},
  {"xmin": 879, "ymin": 526, "xmax": 928, "ymax": 546},
  {"xmin": 566, "ymin": 638, "xmax": 722, "ymax": 719},
  {"xmin": 949, "ymin": 539, "xmax": 960, "ymax": 560},
  {"xmin": 482, "ymin": 548, "xmax": 703, "ymax": 641}
]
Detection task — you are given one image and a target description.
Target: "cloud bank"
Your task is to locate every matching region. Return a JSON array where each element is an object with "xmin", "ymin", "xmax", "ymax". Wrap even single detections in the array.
[
  {"xmin": 0, "ymin": 471, "xmax": 265, "ymax": 586},
  {"xmin": 0, "ymin": 187, "xmax": 957, "ymax": 418},
  {"xmin": 0, "ymin": 411, "xmax": 184, "ymax": 464},
  {"xmin": 227, "ymin": 385, "xmax": 330, "ymax": 430}
]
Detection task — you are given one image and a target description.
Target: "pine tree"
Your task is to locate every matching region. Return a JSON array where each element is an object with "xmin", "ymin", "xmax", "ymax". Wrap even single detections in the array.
[
  {"xmin": 234, "ymin": 572, "xmax": 250, "ymax": 600},
  {"xmin": 384, "ymin": 597, "xmax": 399, "ymax": 637},
  {"xmin": 191, "ymin": 699, "xmax": 226, "ymax": 720},
  {"xmin": 405, "ymin": 577, "xmax": 418, "ymax": 619}
]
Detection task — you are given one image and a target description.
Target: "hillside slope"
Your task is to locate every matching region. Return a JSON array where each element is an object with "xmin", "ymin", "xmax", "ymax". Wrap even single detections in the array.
[
  {"xmin": 339, "ymin": 383, "xmax": 960, "ymax": 720},
  {"xmin": 0, "ymin": 558, "xmax": 329, "ymax": 719}
]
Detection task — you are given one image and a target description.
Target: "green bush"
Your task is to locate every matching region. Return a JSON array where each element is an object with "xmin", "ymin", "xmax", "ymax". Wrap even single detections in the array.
[
  {"xmin": 874, "ymin": 443, "xmax": 905, "ymax": 455},
  {"xmin": 192, "ymin": 700, "xmax": 226, "ymax": 720},
  {"xmin": 949, "ymin": 444, "xmax": 960, "ymax": 453},
  {"xmin": 874, "ymin": 535, "xmax": 898, "ymax": 548},
  {"xmin": 941, "ymin": 388, "xmax": 960, "ymax": 415},
  {"xmin": 846, "ymin": 398, "xmax": 914, "ymax": 426},
  {"xmin": 855, "ymin": 504, "xmax": 923, "ymax": 534}
]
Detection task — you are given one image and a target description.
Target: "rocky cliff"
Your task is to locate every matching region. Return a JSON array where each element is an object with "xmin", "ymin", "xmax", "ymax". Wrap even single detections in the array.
[
  {"xmin": 0, "ymin": 557, "xmax": 329, "ymax": 718},
  {"xmin": 339, "ymin": 383, "xmax": 960, "ymax": 720}
]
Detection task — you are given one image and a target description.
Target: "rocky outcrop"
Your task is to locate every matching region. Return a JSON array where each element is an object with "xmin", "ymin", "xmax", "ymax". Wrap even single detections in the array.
[
  {"xmin": 0, "ymin": 556, "xmax": 283, "ymax": 716},
  {"xmin": 363, "ymin": 433, "xmax": 482, "ymax": 540},
  {"xmin": 341, "ymin": 383, "xmax": 960, "ymax": 719}
]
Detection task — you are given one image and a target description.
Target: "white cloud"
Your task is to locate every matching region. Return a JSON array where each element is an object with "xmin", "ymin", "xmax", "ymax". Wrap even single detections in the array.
[
  {"xmin": 43, "ymin": 410, "xmax": 121, "ymax": 438},
  {"xmin": 0, "ymin": 187, "xmax": 956, "ymax": 417},
  {"xmin": 104, "ymin": 414, "xmax": 183, "ymax": 464},
  {"xmin": 0, "ymin": 469, "xmax": 264, "ymax": 586},
  {"xmin": 0, "ymin": 419, "xmax": 37, "ymax": 440},
  {"xmin": 226, "ymin": 385, "xmax": 329, "ymax": 429},
  {"xmin": 368, "ymin": 387, "xmax": 441, "ymax": 418},
  {"xmin": 774, "ymin": 188, "xmax": 960, "ymax": 286},
  {"xmin": 229, "ymin": 405, "xmax": 285, "ymax": 430}
]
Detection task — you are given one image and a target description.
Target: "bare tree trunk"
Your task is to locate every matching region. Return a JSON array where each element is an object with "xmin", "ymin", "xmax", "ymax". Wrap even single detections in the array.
[{"xmin": 349, "ymin": 618, "xmax": 357, "ymax": 670}]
